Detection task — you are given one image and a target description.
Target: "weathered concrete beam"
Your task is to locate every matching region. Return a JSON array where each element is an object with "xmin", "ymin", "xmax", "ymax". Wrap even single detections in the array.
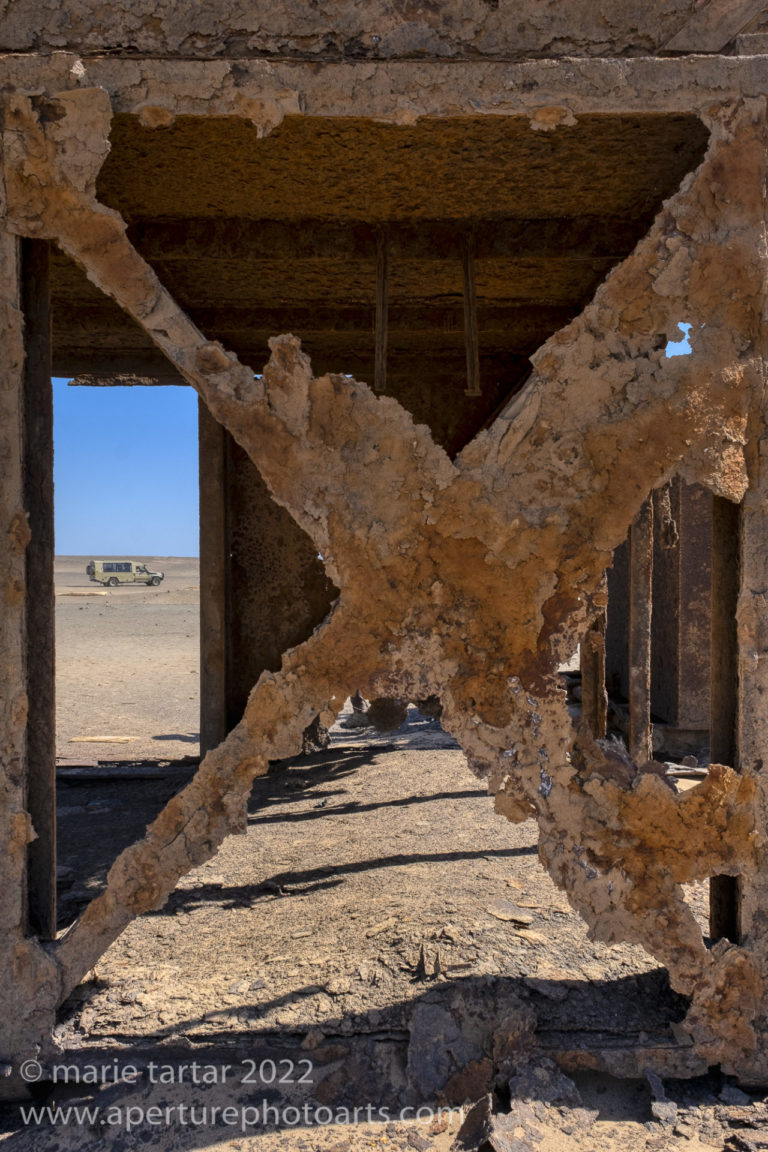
[
  {"xmin": 0, "ymin": 0, "xmax": 721, "ymax": 60},
  {"xmin": 0, "ymin": 54, "xmax": 764, "ymax": 123}
]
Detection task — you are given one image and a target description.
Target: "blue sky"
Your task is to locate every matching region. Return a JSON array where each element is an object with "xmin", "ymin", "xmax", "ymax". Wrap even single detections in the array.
[
  {"xmin": 666, "ymin": 322, "xmax": 693, "ymax": 357},
  {"xmin": 53, "ymin": 378, "xmax": 200, "ymax": 556}
]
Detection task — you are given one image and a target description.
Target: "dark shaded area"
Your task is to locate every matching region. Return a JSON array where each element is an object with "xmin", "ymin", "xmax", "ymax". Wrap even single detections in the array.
[
  {"xmin": 225, "ymin": 437, "xmax": 339, "ymax": 725},
  {"xmin": 54, "ymin": 745, "xmax": 502, "ymax": 928},
  {"xmin": 153, "ymin": 732, "xmax": 200, "ymax": 743},
  {"xmin": 46, "ymin": 968, "xmax": 685, "ymax": 1055},
  {"xmin": 55, "ymin": 771, "xmax": 189, "ymax": 931},
  {"xmin": 0, "ymin": 970, "xmax": 694, "ymax": 1142}
]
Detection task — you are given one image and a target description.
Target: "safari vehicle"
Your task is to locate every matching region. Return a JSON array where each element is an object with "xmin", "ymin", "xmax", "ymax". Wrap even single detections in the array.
[{"xmin": 85, "ymin": 560, "xmax": 165, "ymax": 587}]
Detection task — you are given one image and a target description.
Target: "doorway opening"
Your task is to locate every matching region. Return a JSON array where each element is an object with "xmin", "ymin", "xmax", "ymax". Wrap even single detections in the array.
[{"xmin": 53, "ymin": 379, "xmax": 200, "ymax": 929}]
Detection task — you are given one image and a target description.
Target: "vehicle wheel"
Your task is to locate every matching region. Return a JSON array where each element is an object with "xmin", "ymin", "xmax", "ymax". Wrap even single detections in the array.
[
  {"xmin": 85, "ymin": 563, "xmax": 94, "ymax": 577},
  {"xmin": 108, "ymin": 577, "xmax": 119, "ymax": 587},
  {"xmin": 150, "ymin": 576, "xmax": 161, "ymax": 586}
]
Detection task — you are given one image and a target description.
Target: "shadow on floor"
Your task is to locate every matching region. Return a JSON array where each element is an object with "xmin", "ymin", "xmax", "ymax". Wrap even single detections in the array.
[
  {"xmin": 55, "ymin": 745, "xmax": 485, "ymax": 930},
  {"xmin": 0, "ymin": 969, "xmax": 706, "ymax": 1151}
]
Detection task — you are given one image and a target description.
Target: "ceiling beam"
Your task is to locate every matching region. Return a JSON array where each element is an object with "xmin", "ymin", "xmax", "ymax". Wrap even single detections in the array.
[
  {"xmin": 56, "ymin": 348, "xmax": 531, "ymax": 384},
  {"xmin": 51, "ymin": 301, "xmax": 576, "ymax": 339},
  {"xmin": 122, "ymin": 217, "xmax": 644, "ymax": 264}
]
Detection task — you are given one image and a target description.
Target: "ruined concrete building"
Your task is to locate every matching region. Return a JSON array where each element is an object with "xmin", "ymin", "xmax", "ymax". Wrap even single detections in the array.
[{"xmin": 4, "ymin": 0, "xmax": 768, "ymax": 1092}]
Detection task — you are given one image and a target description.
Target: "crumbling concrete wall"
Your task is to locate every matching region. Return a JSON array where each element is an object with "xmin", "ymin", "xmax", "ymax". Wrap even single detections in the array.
[
  {"xmin": 3, "ymin": 76, "xmax": 768, "ymax": 1083},
  {"xmin": 0, "ymin": 0, "xmax": 718, "ymax": 61}
]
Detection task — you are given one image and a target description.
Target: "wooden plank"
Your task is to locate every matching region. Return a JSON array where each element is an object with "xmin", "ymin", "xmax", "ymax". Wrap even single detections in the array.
[
  {"xmin": 628, "ymin": 499, "xmax": 654, "ymax": 764},
  {"xmin": 22, "ymin": 238, "xmax": 57, "ymax": 939},
  {"xmin": 374, "ymin": 230, "xmax": 388, "ymax": 393},
  {"xmin": 462, "ymin": 233, "xmax": 481, "ymax": 397},
  {"xmin": 662, "ymin": 0, "xmax": 768, "ymax": 53}
]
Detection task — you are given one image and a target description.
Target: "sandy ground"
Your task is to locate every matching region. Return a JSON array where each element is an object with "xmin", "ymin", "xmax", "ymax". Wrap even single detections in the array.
[
  {"xmin": 55, "ymin": 556, "xmax": 200, "ymax": 763},
  {"xmin": 2, "ymin": 560, "xmax": 764, "ymax": 1150}
]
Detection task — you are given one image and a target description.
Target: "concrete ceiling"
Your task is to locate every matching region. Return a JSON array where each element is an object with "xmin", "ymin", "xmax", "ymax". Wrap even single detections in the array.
[{"xmin": 53, "ymin": 111, "xmax": 709, "ymax": 453}]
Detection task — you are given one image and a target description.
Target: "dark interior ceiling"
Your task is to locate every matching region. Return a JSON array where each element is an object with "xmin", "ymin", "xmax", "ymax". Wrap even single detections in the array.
[{"xmin": 52, "ymin": 112, "xmax": 710, "ymax": 454}]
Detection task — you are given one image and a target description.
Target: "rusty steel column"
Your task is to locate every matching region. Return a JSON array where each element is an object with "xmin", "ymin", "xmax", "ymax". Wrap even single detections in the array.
[
  {"xmin": 718, "ymin": 114, "xmax": 768, "ymax": 1078},
  {"xmin": 198, "ymin": 399, "xmax": 229, "ymax": 755},
  {"xmin": 462, "ymin": 232, "xmax": 481, "ymax": 397},
  {"xmin": 374, "ymin": 228, "xmax": 388, "ymax": 394},
  {"xmin": 710, "ymin": 494, "xmax": 741, "ymax": 942},
  {"xmin": 0, "ymin": 223, "xmax": 61, "ymax": 1068},
  {"xmin": 22, "ymin": 238, "xmax": 56, "ymax": 939},
  {"xmin": 736, "ymin": 427, "xmax": 768, "ymax": 1080},
  {"xmin": 628, "ymin": 498, "xmax": 654, "ymax": 763},
  {"xmin": 581, "ymin": 610, "xmax": 608, "ymax": 739}
]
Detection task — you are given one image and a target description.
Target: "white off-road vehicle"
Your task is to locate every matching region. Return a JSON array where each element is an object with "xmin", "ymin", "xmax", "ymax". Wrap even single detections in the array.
[{"xmin": 85, "ymin": 560, "xmax": 165, "ymax": 587}]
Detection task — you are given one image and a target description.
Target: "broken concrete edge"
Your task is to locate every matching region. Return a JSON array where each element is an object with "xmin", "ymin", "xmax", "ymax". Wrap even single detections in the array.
[
  {"xmin": 2, "ymin": 85, "xmax": 768, "ymax": 1078},
  {"xmin": 1, "ymin": 55, "xmax": 768, "ymax": 129}
]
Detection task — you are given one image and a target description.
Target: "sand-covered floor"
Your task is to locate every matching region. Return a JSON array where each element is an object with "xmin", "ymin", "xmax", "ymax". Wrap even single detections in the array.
[{"xmin": 3, "ymin": 558, "xmax": 759, "ymax": 1151}]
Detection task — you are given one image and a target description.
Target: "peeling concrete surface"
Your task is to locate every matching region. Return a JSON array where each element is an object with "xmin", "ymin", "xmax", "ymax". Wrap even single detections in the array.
[
  {"xmin": 2, "ymin": 80, "xmax": 768, "ymax": 1084},
  {"xmin": 0, "ymin": 1, "xmax": 729, "ymax": 62},
  {"xmin": 6, "ymin": 56, "xmax": 768, "ymax": 131}
]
